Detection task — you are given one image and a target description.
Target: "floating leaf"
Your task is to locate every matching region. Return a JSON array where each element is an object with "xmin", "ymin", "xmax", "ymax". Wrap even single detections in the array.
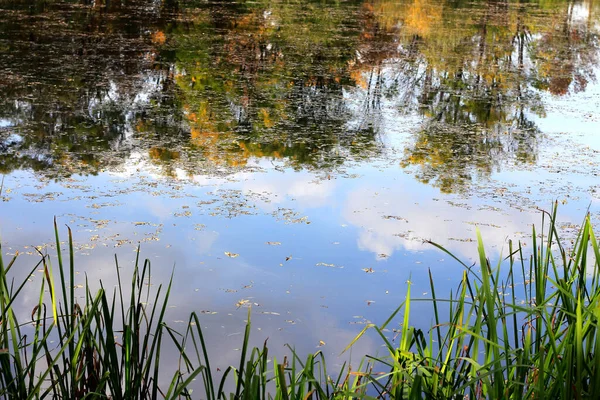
[
  {"xmin": 225, "ymin": 252, "xmax": 239, "ymax": 258},
  {"xmin": 235, "ymin": 299, "xmax": 250, "ymax": 308},
  {"xmin": 316, "ymin": 262, "xmax": 342, "ymax": 268}
]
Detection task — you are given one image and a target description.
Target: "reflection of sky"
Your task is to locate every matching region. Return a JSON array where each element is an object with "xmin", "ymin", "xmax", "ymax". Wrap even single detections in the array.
[
  {"xmin": 532, "ymin": 69, "xmax": 600, "ymax": 150},
  {"xmin": 2, "ymin": 119, "xmax": 599, "ymax": 376},
  {"xmin": 2, "ymin": 119, "xmax": 598, "ymax": 365}
]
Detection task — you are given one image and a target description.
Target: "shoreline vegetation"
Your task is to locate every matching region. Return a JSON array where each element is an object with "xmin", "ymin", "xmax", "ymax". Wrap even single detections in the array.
[{"xmin": 1, "ymin": 206, "xmax": 599, "ymax": 399}]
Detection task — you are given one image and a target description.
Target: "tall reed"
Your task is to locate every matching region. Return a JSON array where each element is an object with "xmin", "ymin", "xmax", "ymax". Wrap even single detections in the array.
[
  {"xmin": 0, "ymin": 220, "xmax": 198, "ymax": 399},
  {"xmin": 345, "ymin": 205, "xmax": 600, "ymax": 399}
]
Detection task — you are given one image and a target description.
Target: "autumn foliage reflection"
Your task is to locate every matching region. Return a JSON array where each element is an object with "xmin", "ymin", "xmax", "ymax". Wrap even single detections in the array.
[{"xmin": 0, "ymin": 0, "xmax": 598, "ymax": 191}]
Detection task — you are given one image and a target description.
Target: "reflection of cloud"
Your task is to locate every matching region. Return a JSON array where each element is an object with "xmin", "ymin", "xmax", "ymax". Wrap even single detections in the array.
[
  {"xmin": 111, "ymin": 157, "xmax": 336, "ymax": 210},
  {"xmin": 239, "ymin": 171, "xmax": 336, "ymax": 209},
  {"xmin": 193, "ymin": 230, "xmax": 219, "ymax": 254},
  {"xmin": 342, "ymin": 180, "xmax": 562, "ymax": 261},
  {"xmin": 144, "ymin": 197, "xmax": 180, "ymax": 220}
]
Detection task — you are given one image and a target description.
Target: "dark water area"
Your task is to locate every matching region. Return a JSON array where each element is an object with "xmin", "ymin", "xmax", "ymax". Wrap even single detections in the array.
[{"xmin": 1, "ymin": 0, "xmax": 599, "ymax": 372}]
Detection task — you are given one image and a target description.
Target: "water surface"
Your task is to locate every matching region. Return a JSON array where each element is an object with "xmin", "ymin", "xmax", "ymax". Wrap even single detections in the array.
[{"xmin": 1, "ymin": 0, "xmax": 599, "ymax": 370}]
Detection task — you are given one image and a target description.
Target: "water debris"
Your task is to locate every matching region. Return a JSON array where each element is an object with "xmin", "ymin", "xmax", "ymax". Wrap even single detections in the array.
[
  {"xmin": 315, "ymin": 263, "xmax": 344, "ymax": 268},
  {"xmin": 272, "ymin": 208, "xmax": 311, "ymax": 224},
  {"xmin": 90, "ymin": 219, "xmax": 110, "ymax": 229},
  {"xmin": 318, "ymin": 340, "xmax": 326, "ymax": 347},
  {"xmin": 361, "ymin": 268, "xmax": 374, "ymax": 273},
  {"xmin": 265, "ymin": 241, "xmax": 281, "ymax": 246},
  {"xmin": 23, "ymin": 192, "xmax": 61, "ymax": 202},
  {"xmin": 224, "ymin": 252, "xmax": 239, "ymax": 258},
  {"xmin": 235, "ymin": 299, "xmax": 250, "ymax": 308},
  {"xmin": 465, "ymin": 221, "xmax": 502, "ymax": 228},
  {"xmin": 89, "ymin": 202, "xmax": 120, "ymax": 209},
  {"xmin": 383, "ymin": 215, "xmax": 408, "ymax": 222}
]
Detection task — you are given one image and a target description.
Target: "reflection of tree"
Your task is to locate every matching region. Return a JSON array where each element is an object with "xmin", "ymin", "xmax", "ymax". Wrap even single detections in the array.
[
  {"xmin": 531, "ymin": 0, "xmax": 599, "ymax": 95},
  {"xmin": 0, "ymin": 0, "xmax": 181, "ymax": 176},
  {"xmin": 386, "ymin": 0, "xmax": 599, "ymax": 192},
  {"xmin": 401, "ymin": 121, "xmax": 539, "ymax": 193},
  {"xmin": 171, "ymin": 0, "xmax": 384, "ymax": 172},
  {"xmin": 0, "ymin": 0, "xmax": 386, "ymax": 177},
  {"xmin": 0, "ymin": 0, "xmax": 598, "ymax": 185}
]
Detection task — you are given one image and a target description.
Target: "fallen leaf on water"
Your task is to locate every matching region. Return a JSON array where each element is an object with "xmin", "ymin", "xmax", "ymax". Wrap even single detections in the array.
[
  {"xmin": 236, "ymin": 299, "xmax": 250, "ymax": 308},
  {"xmin": 383, "ymin": 215, "xmax": 408, "ymax": 222},
  {"xmin": 266, "ymin": 241, "xmax": 281, "ymax": 246},
  {"xmin": 316, "ymin": 262, "xmax": 334, "ymax": 267},
  {"xmin": 316, "ymin": 262, "xmax": 343, "ymax": 268},
  {"xmin": 361, "ymin": 268, "xmax": 374, "ymax": 273},
  {"xmin": 318, "ymin": 340, "xmax": 326, "ymax": 347},
  {"xmin": 225, "ymin": 252, "xmax": 239, "ymax": 258}
]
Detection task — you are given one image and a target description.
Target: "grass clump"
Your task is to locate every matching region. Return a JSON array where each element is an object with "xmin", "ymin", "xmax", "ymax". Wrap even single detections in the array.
[
  {"xmin": 345, "ymin": 206, "xmax": 600, "ymax": 399},
  {"xmin": 1, "ymin": 205, "xmax": 599, "ymax": 399},
  {"xmin": 0, "ymin": 219, "xmax": 199, "ymax": 399}
]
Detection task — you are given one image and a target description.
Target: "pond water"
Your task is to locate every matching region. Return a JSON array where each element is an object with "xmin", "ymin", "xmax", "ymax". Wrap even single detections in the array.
[{"xmin": 1, "ymin": 0, "xmax": 599, "ymax": 371}]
